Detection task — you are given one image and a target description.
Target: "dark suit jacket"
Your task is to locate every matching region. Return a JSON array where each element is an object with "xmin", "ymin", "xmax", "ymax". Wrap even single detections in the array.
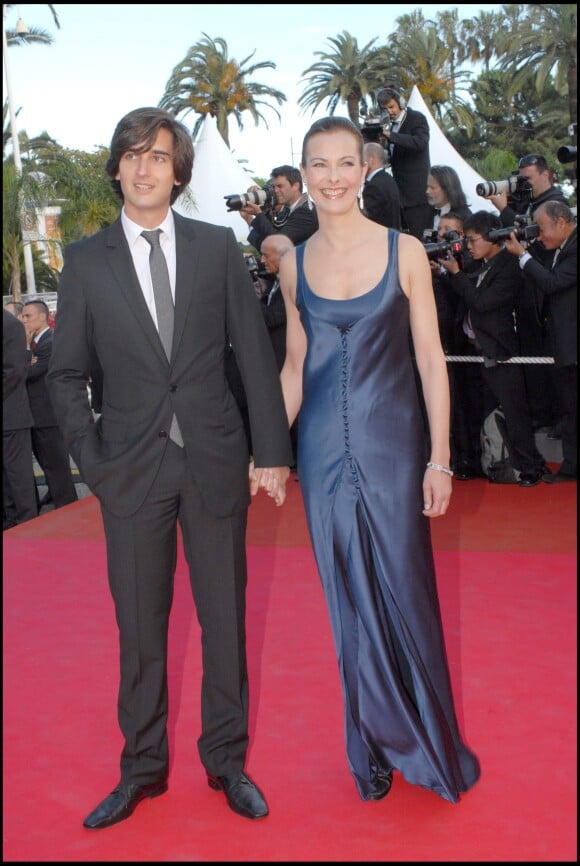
[
  {"xmin": 47, "ymin": 211, "xmax": 293, "ymax": 518},
  {"xmin": 26, "ymin": 328, "xmax": 59, "ymax": 427},
  {"xmin": 3, "ymin": 310, "xmax": 34, "ymax": 432},
  {"xmin": 521, "ymin": 228, "xmax": 577, "ymax": 367},
  {"xmin": 448, "ymin": 248, "xmax": 523, "ymax": 361},
  {"xmin": 248, "ymin": 200, "xmax": 318, "ymax": 251},
  {"xmin": 388, "ymin": 107, "xmax": 430, "ymax": 208},
  {"xmin": 363, "ymin": 170, "xmax": 402, "ymax": 229}
]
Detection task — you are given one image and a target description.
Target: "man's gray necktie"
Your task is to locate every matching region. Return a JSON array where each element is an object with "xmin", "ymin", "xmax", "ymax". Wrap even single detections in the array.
[{"xmin": 141, "ymin": 229, "xmax": 183, "ymax": 447}]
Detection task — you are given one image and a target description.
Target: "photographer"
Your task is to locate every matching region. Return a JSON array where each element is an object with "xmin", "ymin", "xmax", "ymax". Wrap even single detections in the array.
[
  {"xmin": 487, "ymin": 154, "xmax": 568, "ymax": 234},
  {"xmin": 376, "ymin": 86, "xmax": 431, "ymax": 239},
  {"xmin": 439, "ymin": 210, "xmax": 546, "ymax": 486},
  {"xmin": 239, "ymin": 164, "xmax": 318, "ymax": 251},
  {"xmin": 486, "ymin": 154, "xmax": 569, "ymax": 431},
  {"xmin": 428, "ymin": 213, "xmax": 485, "ymax": 479},
  {"xmin": 504, "ymin": 201, "xmax": 577, "ymax": 483}
]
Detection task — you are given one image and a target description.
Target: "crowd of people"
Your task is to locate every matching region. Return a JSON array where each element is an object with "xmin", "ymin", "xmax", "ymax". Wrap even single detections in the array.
[
  {"xmin": 2, "ymin": 89, "xmax": 576, "ymax": 831},
  {"xmin": 3, "ymin": 299, "xmax": 78, "ymax": 529}
]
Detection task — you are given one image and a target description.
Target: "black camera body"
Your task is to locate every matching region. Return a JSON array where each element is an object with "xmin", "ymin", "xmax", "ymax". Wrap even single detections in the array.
[
  {"xmin": 360, "ymin": 111, "xmax": 389, "ymax": 144},
  {"xmin": 244, "ymin": 254, "xmax": 260, "ymax": 282},
  {"xmin": 476, "ymin": 172, "xmax": 532, "ymax": 208},
  {"xmin": 486, "ymin": 222, "xmax": 540, "ymax": 244},
  {"xmin": 224, "ymin": 183, "xmax": 276, "ymax": 214},
  {"xmin": 423, "ymin": 230, "xmax": 466, "ymax": 262}
]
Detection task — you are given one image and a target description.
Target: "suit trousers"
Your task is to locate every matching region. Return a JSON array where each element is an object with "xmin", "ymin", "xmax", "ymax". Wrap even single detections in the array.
[
  {"xmin": 100, "ymin": 439, "xmax": 250, "ymax": 787},
  {"xmin": 3, "ymin": 428, "xmax": 38, "ymax": 527},
  {"xmin": 481, "ymin": 363, "xmax": 543, "ymax": 474},
  {"xmin": 552, "ymin": 363, "xmax": 577, "ymax": 475},
  {"xmin": 31, "ymin": 426, "xmax": 78, "ymax": 508}
]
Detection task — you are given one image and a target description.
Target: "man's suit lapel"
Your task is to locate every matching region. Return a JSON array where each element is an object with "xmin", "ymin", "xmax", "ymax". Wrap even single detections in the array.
[
  {"xmin": 105, "ymin": 219, "xmax": 169, "ymax": 365},
  {"xmin": 172, "ymin": 212, "xmax": 201, "ymax": 360}
]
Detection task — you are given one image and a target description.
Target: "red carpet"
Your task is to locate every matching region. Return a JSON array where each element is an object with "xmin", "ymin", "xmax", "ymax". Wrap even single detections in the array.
[{"xmin": 3, "ymin": 473, "xmax": 577, "ymax": 862}]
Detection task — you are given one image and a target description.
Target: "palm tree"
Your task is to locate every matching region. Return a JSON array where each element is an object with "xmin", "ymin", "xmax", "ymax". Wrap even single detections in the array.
[
  {"xmin": 497, "ymin": 4, "xmax": 577, "ymax": 140},
  {"xmin": 3, "ymin": 3, "xmax": 60, "ymax": 46},
  {"xmin": 459, "ymin": 9, "xmax": 506, "ymax": 73},
  {"xmin": 379, "ymin": 18, "xmax": 475, "ymax": 136},
  {"xmin": 3, "ymin": 162, "xmax": 54, "ymax": 298},
  {"xmin": 298, "ymin": 31, "xmax": 387, "ymax": 124},
  {"xmin": 159, "ymin": 33, "xmax": 286, "ymax": 148}
]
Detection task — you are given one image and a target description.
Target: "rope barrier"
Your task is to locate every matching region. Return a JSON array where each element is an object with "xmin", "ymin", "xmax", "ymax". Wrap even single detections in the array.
[{"xmin": 445, "ymin": 356, "xmax": 554, "ymax": 364}]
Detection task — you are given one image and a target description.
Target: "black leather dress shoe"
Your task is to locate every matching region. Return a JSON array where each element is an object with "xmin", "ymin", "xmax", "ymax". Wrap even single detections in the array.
[
  {"xmin": 207, "ymin": 770, "xmax": 268, "ymax": 819},
  {"xmin": 83, "ymin": 780, "xmax": 168, "ymax": 829},
  {"xmin": 367, "ymin": 769, "xmax": 393, "ymax": 801},
  {"xmin": 543, "ymin": 471, "xmax": 576, "ymax": 484},
  {"xmin": 518, "ymin": 470, "xmax": 542, "ymax": 487}
]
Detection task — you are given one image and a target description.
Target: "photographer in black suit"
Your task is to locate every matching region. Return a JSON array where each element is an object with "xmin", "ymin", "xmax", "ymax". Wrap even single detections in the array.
[
  {"xmin": 440, "ymin": 211, "xmax": 545, "ymax": 486},
  {"xmin": 485, "ymin": 154, "xmax": 569, "ymax": 430},
  {"xmin": 376, "ymin": 86, "xmax": 431, "ymax": 239},
  {"xmin": 239, "ymin": 164, "xmax": 318, "ymax": 251},
  {"xmin": 504, "ymin": 201, "xmax": 577, "ymax": 483}
]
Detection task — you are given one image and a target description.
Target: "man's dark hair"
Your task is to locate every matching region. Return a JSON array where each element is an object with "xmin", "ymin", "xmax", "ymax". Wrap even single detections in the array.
[
  {"xmin": 518, "ymin": 154, "xmax": 549, "ymax": 171},
  {"xmin": 376, "ymin": 85, "xmax": 406, "ymax": 110},
  {"xmin": 429, "ymin": 165, "xmax": 469, "ymax": 211},
  {"xmin": 270, "ymin": 164, "xmax": 303, "ymax": 191},
  {"xmin": 301, "ymin": 116, "xmax": 364, "ymax": 167},
  {"xmin": 106, "ymin": 107, "xmax": 194, "ymax": 204},
  {"xmin": 464, "ymin": 210, "xmax": 502, "ymax": 239},
  {"xmin": 24, "ymin": 299, "xmax": 50, "ymax": 318},
  {"xmin": 440, "ymin": 210, "xmax": 466, "ymax": 229}
]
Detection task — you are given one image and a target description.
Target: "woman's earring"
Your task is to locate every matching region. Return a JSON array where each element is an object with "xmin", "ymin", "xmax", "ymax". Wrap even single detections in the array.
[{"xmin": 308, "ymin": 195, "xmax": 315, "ymax": 211}]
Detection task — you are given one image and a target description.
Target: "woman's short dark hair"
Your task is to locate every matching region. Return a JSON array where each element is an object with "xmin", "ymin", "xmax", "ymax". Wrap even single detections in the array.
[
  {"xmin": 106, "ymin": 107, "xmax": 194, "ymax": 204},
  {"xmin": 301, "ymin": 116, "xmax": 364, "ymax": 166}
]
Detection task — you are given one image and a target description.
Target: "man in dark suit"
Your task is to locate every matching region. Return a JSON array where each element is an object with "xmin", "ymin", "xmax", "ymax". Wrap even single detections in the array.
[
  {"xmin": 21, "ymin": 300, "xmax": 78, "ymax": 510},
  {"xmin": 3, "ymin": 308, "xmax": 37, "ymax": 528},
  {"xmin": 440, "ymin": 210, "xmax": 545, "ymax": 487},
  {"xmin": 376, "ymin": 86, "xmax": 431, "ymax": 239},
  {"xmin": 239, "ymin": 164, "xmax": 318, "ymax": 251},
  {"xmin": 47, "ymin": 107, "xmax": 293, "ymax": 830},
  {"xmin": 362, "ymin": 142, "xmax": 402, "ymax": 229},
  {"xmin": 504, "ymin": 200, "xmax": 577, "ymax": 482},
  {"xmin": 487, "ymin": 154, "xmax": 570, "ymax": 430}
]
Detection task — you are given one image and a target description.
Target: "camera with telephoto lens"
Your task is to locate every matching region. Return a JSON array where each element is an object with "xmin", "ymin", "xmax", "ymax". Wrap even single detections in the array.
[
  {"xmin": 224, "ymin": 183, "xmax": 275, "ymax": 213},
  {"xmin": 557, "ymin": 145, "xmax": 577, "ymax": 164},
  {"xmin": 423, "ymin": 230, "xmax": 466, "ymax": 262},
  {"xmin": 476, "ymin": 172, "xmax": 532, "ymax": 206},
  {"xmin": 486, "ymin": 220, "xmax": 540, "ymax": 244}
]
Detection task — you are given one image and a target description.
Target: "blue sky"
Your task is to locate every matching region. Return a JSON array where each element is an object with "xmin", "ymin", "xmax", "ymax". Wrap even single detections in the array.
[{"xmin": 4, "ymin": 3, "xmax": 500, "ymax": 179}]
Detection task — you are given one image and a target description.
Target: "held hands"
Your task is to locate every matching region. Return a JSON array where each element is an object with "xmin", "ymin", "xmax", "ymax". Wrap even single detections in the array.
[
  {"xmin": 422, "ymin": 467, "xmax": 452, "ymax": 517},
  {"xmin": 249, "ymin": 462, "xmax": 290, "ymax": 507}
]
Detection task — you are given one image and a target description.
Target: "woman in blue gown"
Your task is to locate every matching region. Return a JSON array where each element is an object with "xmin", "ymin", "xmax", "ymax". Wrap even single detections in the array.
[{"xmin": 266, "ymin": 116, "xmax": 480, "ymax": 804}]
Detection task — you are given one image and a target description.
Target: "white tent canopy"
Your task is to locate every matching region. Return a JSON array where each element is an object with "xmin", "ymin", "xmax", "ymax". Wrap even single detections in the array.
[
  {"xmin": 173, "ymin": 114, "xmax": 253, "ymax": 243},
  {"xmin": 407, "ymin": 85, "xmax": 497, "ymax": 214}
]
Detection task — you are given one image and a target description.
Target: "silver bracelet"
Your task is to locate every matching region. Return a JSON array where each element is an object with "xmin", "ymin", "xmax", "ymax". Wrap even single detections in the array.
[{"xmin": 426, "ymin": 462, "xmax": 454, "ymax": 477}]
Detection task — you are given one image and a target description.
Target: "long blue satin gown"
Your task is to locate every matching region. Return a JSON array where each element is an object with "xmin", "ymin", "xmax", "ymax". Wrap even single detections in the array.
[{"xmin": 295, "ymin": 231, "xmax": 480, "ymax": 802}]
